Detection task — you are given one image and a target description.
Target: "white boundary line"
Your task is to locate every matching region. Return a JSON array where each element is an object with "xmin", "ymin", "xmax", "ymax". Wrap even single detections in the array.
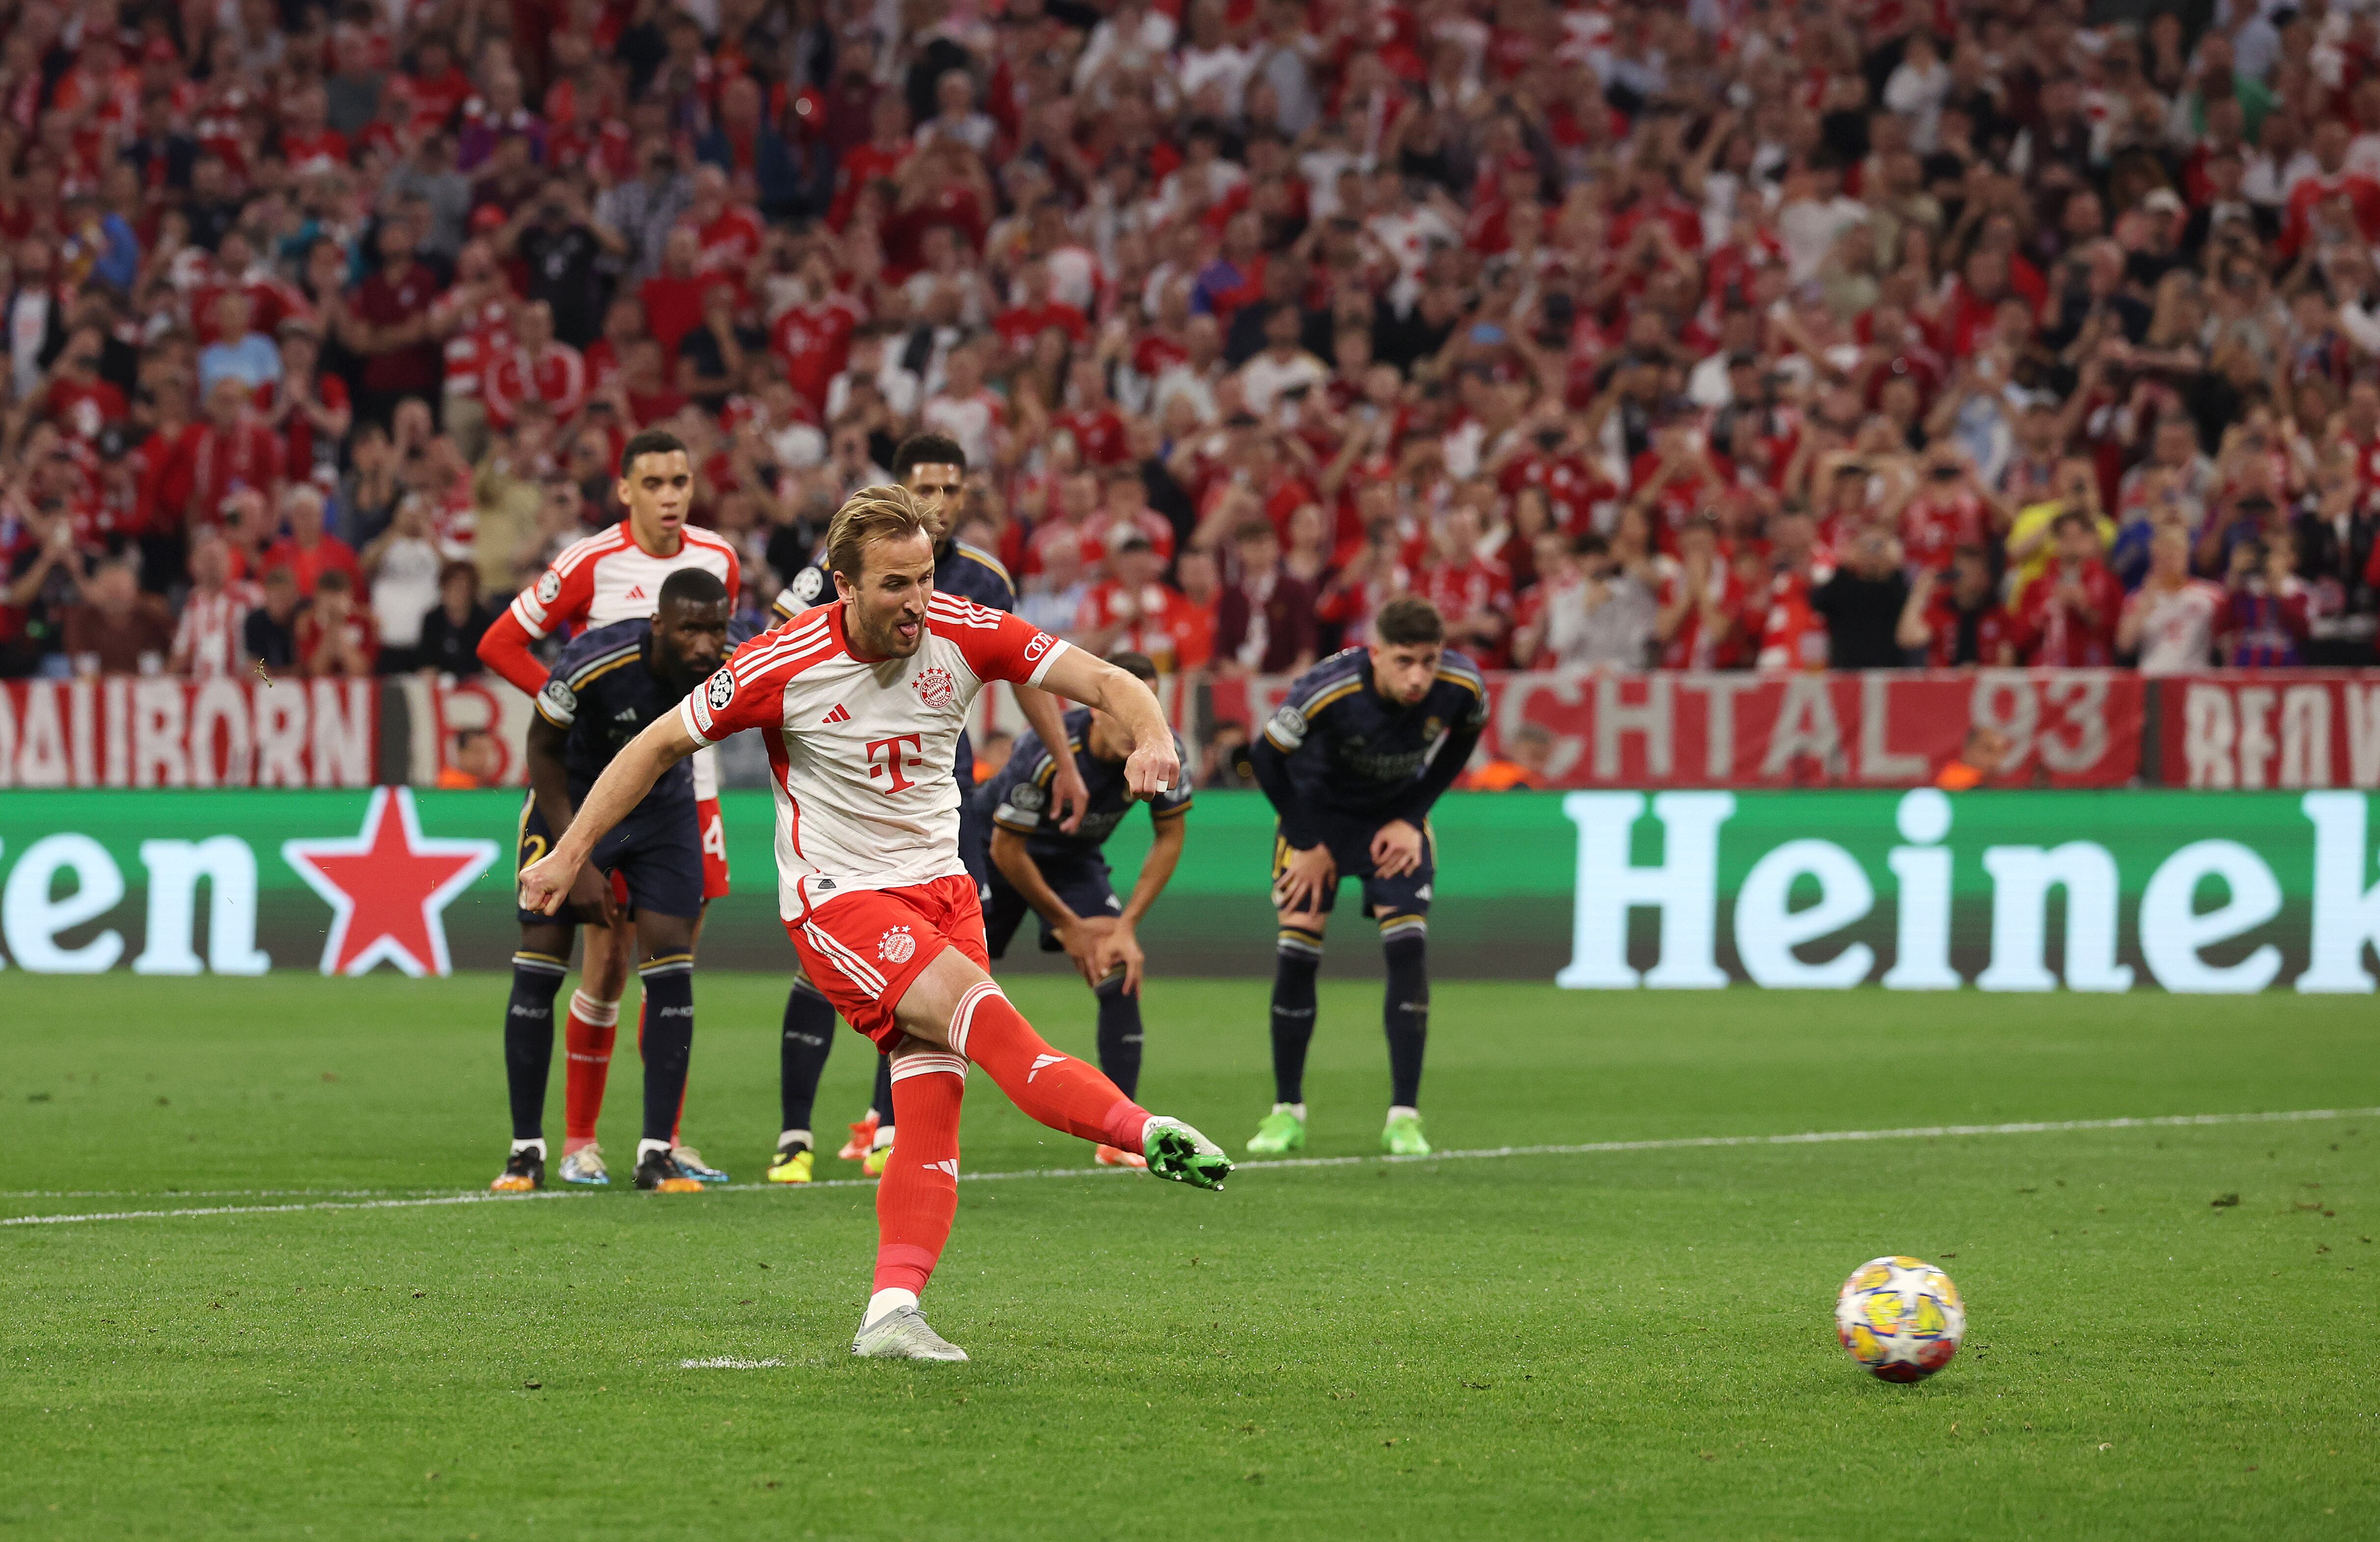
[{"xmin": 5, "ymin": 1106, "xmax": 2370, "ymax": 1227}]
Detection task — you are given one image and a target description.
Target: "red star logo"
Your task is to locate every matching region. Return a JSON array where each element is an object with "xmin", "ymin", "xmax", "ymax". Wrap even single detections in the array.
[{"xmin": 283, "ymin": 788, "xmax": 498, "ymax": 976}]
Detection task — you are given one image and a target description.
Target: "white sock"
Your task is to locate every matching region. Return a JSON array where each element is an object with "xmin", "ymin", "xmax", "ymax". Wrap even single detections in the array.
[
  {"xmin": 568, "ymin": 991, "xmax": 621, "ymax": 1027},
  {"xmin": 510, "ymin": 1137, "xmax": 546, "ymax": 1156},
  {"xmin": 873, "ymin": 1123, "xmax": 896, "ymax": 1151},
  {"xmin": 778, "ymin": 1128, "xmax": 812, "ymax": 1151},
  {"xmin": 863, "ymin": 1287, "xmax": 918, "ymax": 1328},
  {"xmin": 1274, "ymin": 1102, "xmax": 1307, "ymax": 1120},
  {"xmin": 637, "ymin": 1137, "xmax": 673, "ymax": 1162},
  {"xmin": 1387, "ymin": 1105, "xmax": 1419, "ymax": 1123}
]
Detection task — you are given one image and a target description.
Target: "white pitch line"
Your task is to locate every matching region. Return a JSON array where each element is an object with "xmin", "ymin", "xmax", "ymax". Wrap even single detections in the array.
[
  {"xmin": 679, "ymin": 1357, "xmax": 784, "ymax": 1370},
  {"xmin": 5, "ymin": 1106, "xmax": 2371, "ymax": 1227}
]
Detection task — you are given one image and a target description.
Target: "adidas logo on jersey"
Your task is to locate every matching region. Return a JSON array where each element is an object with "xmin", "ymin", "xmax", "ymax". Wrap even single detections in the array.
[
  {"xmin": 926, "ymin": 1158, "xmax": 960, "ymax": 1178},
  {"xmin": 623, "ymin": 584, "xmax": 648, "ymax": 600},
  {"xmin": 822, "ymin": 704, "xmax": 852, "ymax": 724},
  {"xmin": 1028, "ymin": 1053, "xmax": 1067, "ymax": 1083}
]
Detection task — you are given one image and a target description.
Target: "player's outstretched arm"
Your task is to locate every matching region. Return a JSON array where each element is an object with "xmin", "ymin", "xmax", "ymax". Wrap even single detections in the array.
[
  {"xmin": 518, "ymin": 713, "xmax": 701, "ymax": 914},
  {"xmin": 1038, "ymin": 649, "xmax": 1180, "ymax": 799}
]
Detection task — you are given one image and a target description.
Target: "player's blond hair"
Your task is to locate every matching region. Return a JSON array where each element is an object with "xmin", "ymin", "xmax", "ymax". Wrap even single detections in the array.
[{"xmin": 824, "ymin": 485, "xmax": 933, "ymax": 581}]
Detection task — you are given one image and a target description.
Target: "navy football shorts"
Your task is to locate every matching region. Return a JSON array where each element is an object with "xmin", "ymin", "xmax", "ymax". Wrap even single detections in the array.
[
  {"xmin": 1271, "ymin": 809, "xmax": 1434, "ymax": 920},
  {"xmin": 982, "ymin": 848, "xmax": 1123, "ymax": 959},
  {"xmin": 515, "ymin": 792, "xmax": 704, "ymax": 924}
]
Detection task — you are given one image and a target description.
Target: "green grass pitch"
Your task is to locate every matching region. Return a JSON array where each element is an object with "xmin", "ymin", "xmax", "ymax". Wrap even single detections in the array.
[{"xmin": 3, "ymin": 973, "xmax": 2375, "ymax": 1540}]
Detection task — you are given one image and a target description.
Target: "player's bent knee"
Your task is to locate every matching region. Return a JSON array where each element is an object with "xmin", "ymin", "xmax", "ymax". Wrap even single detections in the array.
[{"xmin": 890, "ymin": 947, "xmax": 993, "ymax": 1049}]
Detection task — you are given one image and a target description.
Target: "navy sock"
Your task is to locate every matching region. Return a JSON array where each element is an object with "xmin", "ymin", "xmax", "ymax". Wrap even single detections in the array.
[
  {"xmin": 779, "ymin": 975, "xmax": 836, "ymax": 1137},
  {"xmin": 638, "ymin": 954, "xmax": 695, "ymax": 1145},
  {"xmin": 869, "ymin": 1053, "xmax": 894, "ymax": 1125},
  {"xmin": 505, "ymin": 951, "xmax": 568, "ymax": 1142},
  {"xmin": 1270, "ymin": 925, "xmax": 1324, "ymax": 1105},
  {"xmin": 1381, "ymin": 918, "xmax": 1430, "ymax": 1109},
  {"xmin": 1093, "ymin": 969, "xmax": 1144, "ymax": 1101}
]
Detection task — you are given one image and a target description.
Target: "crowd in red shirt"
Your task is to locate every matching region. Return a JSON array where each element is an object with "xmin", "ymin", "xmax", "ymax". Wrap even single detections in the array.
[{"xmin": 4, "ymin": 0, "xmax": 2378, "ymax": 683}]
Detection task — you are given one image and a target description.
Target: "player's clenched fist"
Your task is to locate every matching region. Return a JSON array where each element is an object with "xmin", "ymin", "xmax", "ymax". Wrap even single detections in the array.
[
  {"xmin": 1124, "ymin": 740, "xmax": 1180, "ymax": 801},
  {"xmin": 518, "ymin": 849, "xmax": 576, "ymax": 916}
]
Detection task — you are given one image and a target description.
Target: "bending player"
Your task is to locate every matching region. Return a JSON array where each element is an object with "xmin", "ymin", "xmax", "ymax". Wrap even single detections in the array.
[
  {"xmin": 480, "ymin": 429, "xmax": 741, "ymax": 1185},
  {"xmin": 493, "ymin": 568, "xmax": 733, "ymax": 1194},
  {"xmin": 762, "ymin": 433, "xmax": 1086, "ymax": 1186},
  {"xmin": 1244, "ymin": 597, "xmax": 1486, "ymax": 1158},
  {"xmin": 521, "ymin": 486, "xmax": 1228, "ymax": 1361},
  {"xmin": 979, "ymin": 650, "xmax": 1192, "ymax": 1168}
]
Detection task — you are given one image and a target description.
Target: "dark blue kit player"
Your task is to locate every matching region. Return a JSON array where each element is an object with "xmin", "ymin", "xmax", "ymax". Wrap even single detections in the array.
[
  {"xmin": 978, "ymin": 652, "xmax": 1192, "ymax": 1168},
  {"xmin": 492, "ymin": 568, "xmax": 732, "ymax": 1196},
  {"xmin": 763, "ymin": 434, "xmax": 1088, "ymax": 1184},
  {"xmin": 1244, "ymin": 595, "xmax": 1487, "ymax": 1158}
]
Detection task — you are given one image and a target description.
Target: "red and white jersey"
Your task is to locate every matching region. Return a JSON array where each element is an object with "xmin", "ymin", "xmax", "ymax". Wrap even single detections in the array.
[
  {"xmin": 440, "ymin": 296, "xmax": 514, "ymax": 399},
  {"xmin": 486, "ymin": 342, "xmax": 588, "ymax": 427},
  {"xmin": 682, "ymin": 597, "xmax": 1069, "ymax": 918},
  {"xmin": 508, "ymin": 520, "xmax": 742, "ymax": 797},
  {"xmin": 508, "ymin": 519, "xmax": 741, "ymax": 642}
]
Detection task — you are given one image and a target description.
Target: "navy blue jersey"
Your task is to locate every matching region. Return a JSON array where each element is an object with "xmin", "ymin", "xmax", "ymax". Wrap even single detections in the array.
[
  {"xmin": 771, "ymin": 539, "xmax": 1017, "ymax": 621},
  {"xmin": 534, "ymin": 617, "xmax": 753, "ymax": 805},
  {"xmin": 1250, "ymin": 646, "xmax": 1488, "ymax": 847},
  {"xmin": 980, "ymin": 707, "xmax": 1192, "ymax": 857}
]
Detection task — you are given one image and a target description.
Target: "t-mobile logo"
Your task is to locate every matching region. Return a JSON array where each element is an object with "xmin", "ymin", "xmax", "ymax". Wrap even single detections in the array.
[{"xmin": 865, "ymin": 733, "xmax": 926, "ymax": 794}]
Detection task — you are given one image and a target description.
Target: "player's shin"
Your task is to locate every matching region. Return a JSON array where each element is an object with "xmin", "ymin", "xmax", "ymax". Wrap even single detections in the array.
[
  {"xmin": 870, "ymin": 1052, "xmax": 967, "ymax": 1311},
  {"xmin": 505, "ymin": 952, "xmax": 568, "ymax": 1145},
  {"xmin": 1270, "ymin": 925, "xmax": 1324, "ymax": 1104},
  {"xmin": 562, "ymin": 991, "xmax": 620, "ymax": 1149},
  {"xmin": 1093, "ymin": 966, "xmax": 1144, "ymax": 1101},
  {"xmin": 1380, "ymin": 915, "xmax": 1429, "ymax": 1109},
  {"xmin": 636, "ymin": 954, "xmax": 696, "ymax": 1151},
  {"xmin": 779, "ymin": 974, "xmax": 837, "ymax": 1145},
  {"xmin": 947, "ymin": 981, "xmax": 1149, "ymax": 1150}
]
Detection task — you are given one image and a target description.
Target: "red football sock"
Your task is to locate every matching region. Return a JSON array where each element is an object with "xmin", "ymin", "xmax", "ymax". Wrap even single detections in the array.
[
  {"xmin": 948, "ymin": 982, "xmax": 1148, "ymax": 1151},
  {"xmin": 562, "ymin": 991, "xmax": 619, "ymax": 1149},
  {"xmin": 873, "ymin": 1051, "xmax": 967, "ymax": 1296}
]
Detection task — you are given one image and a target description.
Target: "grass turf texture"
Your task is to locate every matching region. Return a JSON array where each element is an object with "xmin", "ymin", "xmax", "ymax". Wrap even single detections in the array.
[{"xmin": 2, "ymin": 976, "xmax": 2375, "ymax": 1541}]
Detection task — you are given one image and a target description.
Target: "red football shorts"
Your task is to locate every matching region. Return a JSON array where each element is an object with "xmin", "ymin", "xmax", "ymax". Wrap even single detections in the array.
[
  {"xmin": 785, "ymin": 873, "xmax": 988, "ymax": 1048},
  {"xmin": 698, "ymin": 796, "xmax": 730, "ymax": 900}
]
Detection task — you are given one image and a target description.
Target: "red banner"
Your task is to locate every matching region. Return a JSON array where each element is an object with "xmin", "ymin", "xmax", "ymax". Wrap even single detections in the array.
[
  {"xmin": 0, "ymin": 678, "xmax": 379, "ymax": 789},
  {"xmin": 1209, "ymin": 670, "xmax": 2146, "ymax": 789},
  {"xmin": 2152, "ymin": 672, "xmax": 2380, "ymax": 789}
]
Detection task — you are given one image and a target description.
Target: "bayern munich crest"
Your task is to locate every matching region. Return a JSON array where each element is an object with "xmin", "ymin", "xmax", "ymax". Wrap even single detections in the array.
[
  {"xmin": 913, "ymin": 666, "xmax": 958, "ymax": 711},
  {"xmin": 878, "ymin": 926, "xmax": 918, "ymax": 964}
]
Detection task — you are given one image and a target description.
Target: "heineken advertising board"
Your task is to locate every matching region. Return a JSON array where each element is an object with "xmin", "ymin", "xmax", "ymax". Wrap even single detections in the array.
[{"xmin": 0, "ymin": 788, "xmax": 2377, "ymax": 990}]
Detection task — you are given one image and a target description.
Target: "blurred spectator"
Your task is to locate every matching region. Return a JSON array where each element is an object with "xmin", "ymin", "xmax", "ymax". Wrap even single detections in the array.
[
  {"xmin": 363, "ymin": 495, "xmax": 445, "ymax": 672},
  {"xmin": 1812, "ymin": 528, "xmax": 1915, "ymax": 670},
  {"xmin": 1215, "ymin": 519, "xmax": 1317, "ymax": 675},
  {"xmin": 168, "ymin": 534, "xmax": 258, "ymax": 679},
  {"xmin": 415, "ymin": 561, "xmax": 495, "ymax": 679},
  {"xmin": 62, "ymin": 557, "xmax": 174, "ymax": 675},
  {"xmin": 1465, "ymin": 724, "xmax": 1556, "ymax": 791},
  {"xmin": 243, "ymin": 566, "xmax": 303, "ymax": 673},
  {"xmin": 435, "ymin": 727, "xmax": 503, "ymax": 789},
  {"xmin": 296, "ymin": 569, "xmax": 378, "ymax": 677}
]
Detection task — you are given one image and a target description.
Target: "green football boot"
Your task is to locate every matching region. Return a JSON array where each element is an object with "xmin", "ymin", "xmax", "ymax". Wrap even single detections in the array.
[
  {"xmin": 1142, "ymin": 1117, "xmax": 1232, "ymax": 1190},
  {"xmin": 1244, "ymin": 1105, "xmax": 1307, "ymax": 1156},
  {"xmin": 1381, "ymin": 1110, "xmax": 1431, "ymax": 1156}
]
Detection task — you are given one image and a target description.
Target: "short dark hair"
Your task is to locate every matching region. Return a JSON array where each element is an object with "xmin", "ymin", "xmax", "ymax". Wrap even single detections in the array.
[
  {"xmin": 620, "ymin": 429, "xmax": 687, "ymax": 477},
  {"xmin": 891, "ymin": 433, "xmax": 968, "ymax": 478},
  {"xmin": 658, "ymin": 568, "xmax": 730, "ymax": 609},
  {"xmin": 1107, "ymin": 650, "xmax": 1159, "ymax": 684},
  {"xmin": 1373, "ymin": 595, "xmax": 1444, "ymax": 647}
]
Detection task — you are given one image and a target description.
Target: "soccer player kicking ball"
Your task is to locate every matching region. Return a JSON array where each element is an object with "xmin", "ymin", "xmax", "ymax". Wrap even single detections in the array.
[
  {"xmin": 979, "ymin": 651, "xmax": 1192, "ymax": 1168},
  {"xmin": 1244, "ymin": 597, "xmax": 1487, "ymax": 1159},
  {"xmin": 763, "ymin": 434, "xmax": 1087, "ymax": 1186},
  {"xmin": 520, "ymin": 487, "xmax": 1229, "ymax": 1361},
  {"xmin": 493, "ymin": 569, "xmax": 734, "ymax": 1195}
]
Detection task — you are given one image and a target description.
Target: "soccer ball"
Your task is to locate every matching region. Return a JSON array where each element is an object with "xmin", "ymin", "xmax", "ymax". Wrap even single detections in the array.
[{"xmin": 1835, "ymin": 1256, "xmax": 1965, "ymax": 1382}]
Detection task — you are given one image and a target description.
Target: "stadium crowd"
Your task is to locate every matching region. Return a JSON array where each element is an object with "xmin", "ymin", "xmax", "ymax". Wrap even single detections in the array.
[{"xmin": 3, "ymin": 0, "xmax": 2379, "ymax": 689}]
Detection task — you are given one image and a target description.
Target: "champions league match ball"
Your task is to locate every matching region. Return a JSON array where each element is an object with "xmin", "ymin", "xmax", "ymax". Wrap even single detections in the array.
[{"xmin": 1835, "ymin": 1257, "xmax": 1966, "ymax": 1382}]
